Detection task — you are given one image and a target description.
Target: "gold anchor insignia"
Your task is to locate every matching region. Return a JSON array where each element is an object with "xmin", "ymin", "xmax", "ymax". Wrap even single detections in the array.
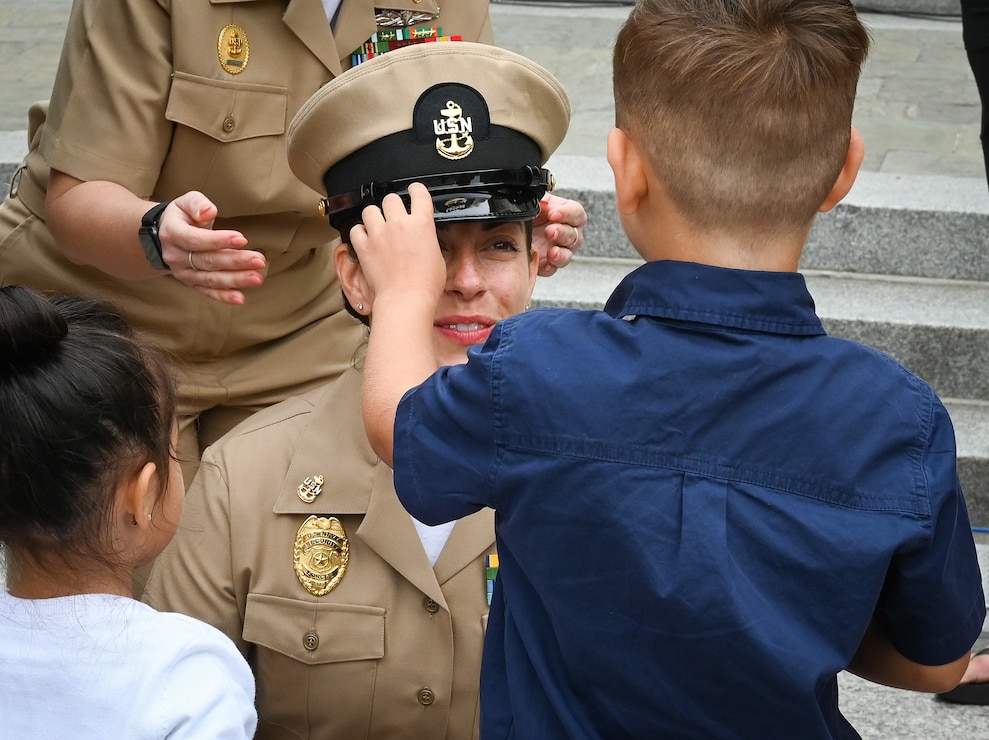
[
  {"xmin": 297, "ymin": 474, "xmax": 325, "ymax": 503},
  {"xmin": 218, "ymin": 24, "xmax": 250, "ymax": 75},
  {"xmin": 434, "ymin": 100, "xmax": 474, "ymax": 161},
  {"xmin": 294, "ymin": 516, "xmax": 350, "ymax": 596}
]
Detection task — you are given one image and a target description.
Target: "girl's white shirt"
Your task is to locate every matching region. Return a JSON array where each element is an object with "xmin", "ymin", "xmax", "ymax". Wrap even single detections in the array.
[{"xmin": 0, "ymin": 589, "xmax": 257, "ymax": 739}]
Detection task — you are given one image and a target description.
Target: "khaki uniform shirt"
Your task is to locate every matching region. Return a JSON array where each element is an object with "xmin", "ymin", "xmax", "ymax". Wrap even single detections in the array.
[
  {"xmin": 145, "ymin": 367, "xmax": 495, "ymax": 739},
  {"xmin": 0, "ymin": 0, "xmax": 493, "ymax": 434}
]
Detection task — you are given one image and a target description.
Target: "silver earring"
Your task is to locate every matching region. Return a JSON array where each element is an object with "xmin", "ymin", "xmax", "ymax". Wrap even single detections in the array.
[
  {"xmin": 524, "ymin": 303, "xmax": 530, "ymax": 311},
  {"xmin": 356, "ymin": 303, "xmax": 364, "ymax": 311}
]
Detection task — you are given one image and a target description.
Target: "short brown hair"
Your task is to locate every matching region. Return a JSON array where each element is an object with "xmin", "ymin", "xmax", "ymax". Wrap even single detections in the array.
[{"xmin": 613, "ymin": 0, "xmax": 870, "ymax": 233}]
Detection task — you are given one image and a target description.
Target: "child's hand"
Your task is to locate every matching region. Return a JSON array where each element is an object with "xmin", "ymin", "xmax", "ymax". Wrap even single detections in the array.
[
  {"xmin": 350, "ymin": 183, "xmax": 444, "ymax": 469},
  {"xmin": 349, "ymin": 183, "xmax": 446, "ymax": 311}
]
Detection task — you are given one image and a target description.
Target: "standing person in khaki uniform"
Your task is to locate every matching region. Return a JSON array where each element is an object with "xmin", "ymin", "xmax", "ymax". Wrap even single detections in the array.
[
  {"xmin": 0, "ymin": 0, "xmax": 585, "ymax": 476},
  {"xmin": 144, "ymin": 41, "xmax": 570, "ymax": 738}
]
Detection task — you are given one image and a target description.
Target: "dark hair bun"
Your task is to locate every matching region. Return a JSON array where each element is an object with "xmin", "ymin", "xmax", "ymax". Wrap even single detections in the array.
[
  {"xmin": 0, "ymin": 285, "xmax": 68, "ymax": 373},
  {"xmin": 0, "ymin": 285, "xmax": 178, "ymax": 563}
]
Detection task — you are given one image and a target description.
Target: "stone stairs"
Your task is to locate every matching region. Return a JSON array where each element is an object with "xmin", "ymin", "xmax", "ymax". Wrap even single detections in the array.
[{"xmin": 534, "ymin": 154, "xmax": 989, "ymax": 526}]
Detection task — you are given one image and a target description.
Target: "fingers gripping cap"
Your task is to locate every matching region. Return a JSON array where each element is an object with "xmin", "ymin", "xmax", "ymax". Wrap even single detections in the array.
[{"xmin": 286, "ymin": 42, "xmax": 571, "ymax": 229}]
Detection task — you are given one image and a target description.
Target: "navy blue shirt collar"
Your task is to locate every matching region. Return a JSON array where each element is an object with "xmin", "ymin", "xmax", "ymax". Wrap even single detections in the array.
[{"xmin": 604, "ymin": 260, "xmax": 826, "ymax": 336}]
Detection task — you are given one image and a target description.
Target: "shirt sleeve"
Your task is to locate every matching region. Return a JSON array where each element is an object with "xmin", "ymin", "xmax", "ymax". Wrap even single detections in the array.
[
  {"xmin": 143, "ymin": 445, "xmax": 248, "ymax": 656},
  {"xmin": 40, "ymin": 0, "xmax": 175, "ymax": 194},
  {"xmin": 392, "ymin": 324, "xmax": 509, "ymax": 525},
  {"xmin": 879, "ymin": 399, "xmax": 986, "ymax": 666}
]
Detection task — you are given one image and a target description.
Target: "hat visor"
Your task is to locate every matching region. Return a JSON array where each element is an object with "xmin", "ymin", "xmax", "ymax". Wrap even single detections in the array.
[
  {"xmin": 430, "ymin": 189, "xmax": 541, "ymax": 222},
  {"xmin": 326, "ymin": 166, "xmax": 551, "ymax": 234}
]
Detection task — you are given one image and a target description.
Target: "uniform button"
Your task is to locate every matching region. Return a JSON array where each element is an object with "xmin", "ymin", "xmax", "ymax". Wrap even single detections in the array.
[
  {"xmin": 222, "ymin": 116, "xmax": 236, "ymax": 133},
  {"xmin": 417, "ymin": 687, "xmax": 435, "ymax": 706},
  {"xmin": 423, "ymin": 597, "xmax": 440, "ymax": 614},
  {"xmin": 303, "ymin": 630, "xmax": 319, "ymax": 651}
]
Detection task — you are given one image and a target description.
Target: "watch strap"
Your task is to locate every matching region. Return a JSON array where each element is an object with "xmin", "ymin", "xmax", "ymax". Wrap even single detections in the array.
[{"xmin": 139, "ymin": 200, "xmax": 171, "ymax": 270}]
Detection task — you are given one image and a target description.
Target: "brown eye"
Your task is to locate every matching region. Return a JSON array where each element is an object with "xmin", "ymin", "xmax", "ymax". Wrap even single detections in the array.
[{"xmin": 489, "ymin": 240, "xmax": 521, "ymax": 253}]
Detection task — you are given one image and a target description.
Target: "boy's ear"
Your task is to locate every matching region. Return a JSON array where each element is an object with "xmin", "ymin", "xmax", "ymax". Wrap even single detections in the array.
[
  {"xmin": 334, "ymin": 241, "xmax": 371, "ymax": 317},
  {"xmin": 819, "ymin": 127, "xmax": 865, "ymax": 213},
  {"xmin": 607, "ymin": 128, "xmax": 649, "ymax": 216}
]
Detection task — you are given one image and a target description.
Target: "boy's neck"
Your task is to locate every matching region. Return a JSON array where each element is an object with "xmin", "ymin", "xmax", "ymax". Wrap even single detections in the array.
[
  {"xmin": 636, "ymin": 231, "xmax": 806, "ymax": 272},
  {"xmin": 629, "ymin": 200, "xmax": 809, "ymax": 273}
]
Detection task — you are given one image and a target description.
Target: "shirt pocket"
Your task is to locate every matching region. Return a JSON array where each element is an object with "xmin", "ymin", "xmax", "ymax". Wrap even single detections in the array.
[
  {"xmin": 158, "ymin": 73, "xmax": 294, "ymax": 213},
  {"xmin": 244, "ymin": 593, "xmax": 385, "ymax": 736}
]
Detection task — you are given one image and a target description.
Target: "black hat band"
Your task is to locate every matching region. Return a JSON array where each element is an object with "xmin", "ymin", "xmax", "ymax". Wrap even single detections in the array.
[{"xmin": 325, "ymin": 165, "xmax": 554, "ymax": 238}]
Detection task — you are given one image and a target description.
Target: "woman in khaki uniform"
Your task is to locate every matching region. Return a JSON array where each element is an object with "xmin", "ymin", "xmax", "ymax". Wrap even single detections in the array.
[
  {"xmin": 0, "ymin": 0, "xmax": 584, "ymax": 472},
  {"xmin": 144, "ymin": 42, "xmax": 570, "ymax": 738}
]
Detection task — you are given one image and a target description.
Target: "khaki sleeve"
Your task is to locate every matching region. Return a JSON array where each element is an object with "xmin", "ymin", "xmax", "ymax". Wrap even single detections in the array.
[
  {"xmin": 144, "ymin": 445, "xmax": 249, "ymax": 657},
  {"xmin": 40, "ymin": 0, "xmax": 175, "ymax": 196}
]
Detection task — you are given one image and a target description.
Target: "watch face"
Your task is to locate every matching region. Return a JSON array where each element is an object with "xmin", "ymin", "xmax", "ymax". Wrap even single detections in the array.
[{"xmin": 140, "ymin": 202, "xmax": 171, "ymax": 270}]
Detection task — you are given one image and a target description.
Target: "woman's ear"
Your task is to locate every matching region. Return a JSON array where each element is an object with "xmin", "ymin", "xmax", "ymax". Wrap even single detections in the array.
[
  {"xmin": 334, "ymin": 241, "xmax": 371, "ymax": 318},
  {"xmin": 819, "ymin": 126, "xmax": 865, "ymax": 213},
  {"xmin": 607, "ymin": 127, "xmax": 649, "ymax": 217}
]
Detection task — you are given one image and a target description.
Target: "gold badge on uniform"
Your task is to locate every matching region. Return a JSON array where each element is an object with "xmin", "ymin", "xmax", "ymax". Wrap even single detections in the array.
[
  {"xmin": 297, "ymin": 474, "xmax": 325, "ymax": 503},
  {"xmin": 294, "ymin": 515, "xmax": 349, "ymax": 596},
  {"xmin": 434, "ymin": 101, "xmax": 473, "ymax": 160},
  {"xmin": 218, "ymin": 24, "xmax": 250, "ymax": 75}
]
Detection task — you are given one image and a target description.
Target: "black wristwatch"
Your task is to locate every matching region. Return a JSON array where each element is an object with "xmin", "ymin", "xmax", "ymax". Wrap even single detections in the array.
[{"xmin": 138, "ymin": 200, "xmax": 171, "ymax": 270}]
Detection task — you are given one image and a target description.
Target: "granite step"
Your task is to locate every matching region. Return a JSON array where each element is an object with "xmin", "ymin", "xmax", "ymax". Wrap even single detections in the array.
[{"xmin": 549, "ymin": 155, "xmax": 989, "ymax": 282}]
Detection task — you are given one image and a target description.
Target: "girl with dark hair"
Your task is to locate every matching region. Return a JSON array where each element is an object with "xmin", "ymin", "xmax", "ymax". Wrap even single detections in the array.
[{"xmin": 0, "ymin": 285, "xmax": 256, "ymax": 738}]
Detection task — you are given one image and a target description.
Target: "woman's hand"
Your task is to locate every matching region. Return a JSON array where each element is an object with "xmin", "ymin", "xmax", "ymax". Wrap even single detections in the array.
[
  {"xmin": 532, "ymin": 192, "xmax": 588, "ymax": 277},
  {"xmin": 159, "ymin": 192, "xmax": 267, "ymax": 305},
  {"xmin": 45, "ymin": 171, "xmax": 266, "ymax": 305}
]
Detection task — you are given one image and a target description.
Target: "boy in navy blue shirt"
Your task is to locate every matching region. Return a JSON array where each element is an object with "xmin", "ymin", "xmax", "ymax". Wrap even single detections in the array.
[{"xmin": 351, "ymin": 0, "xmax": 986, "ymax": 736}]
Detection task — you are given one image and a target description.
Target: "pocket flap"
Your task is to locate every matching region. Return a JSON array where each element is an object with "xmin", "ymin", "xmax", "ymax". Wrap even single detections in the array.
[
  {"xmin": 244, "ymin": 592, "xmax": 385, "ymax": 665},
  {"xmin": 166, "ymin": 72, "xmax": 288, "ymax": 142}
]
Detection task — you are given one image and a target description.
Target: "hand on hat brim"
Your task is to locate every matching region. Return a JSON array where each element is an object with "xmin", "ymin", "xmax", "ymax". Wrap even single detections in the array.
[
  {"xmin": 351, "ymin": 183, "xmax": 447, "ymax": 469},
  {"xmin": 533, "ymin": 193, "xmax": 587, "ymax": 277},
  {"xmin": 348, "ymin": 183, "xmax": 446, "ymax": 317}
]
